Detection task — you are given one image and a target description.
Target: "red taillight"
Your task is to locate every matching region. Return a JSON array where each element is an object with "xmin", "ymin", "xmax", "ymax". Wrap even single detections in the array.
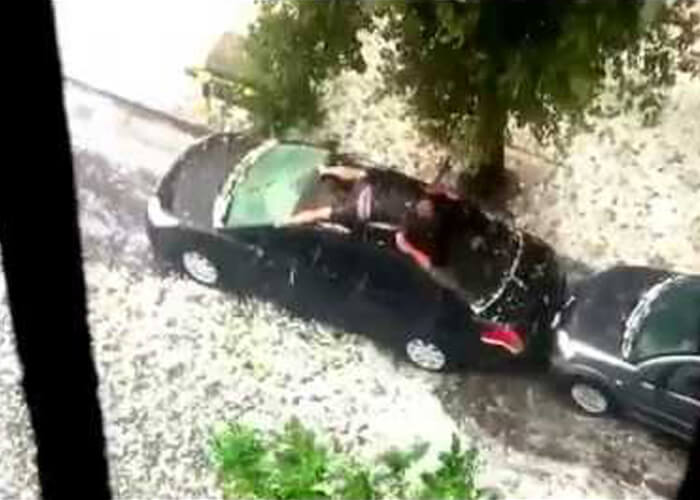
[{"xmin": 480, "ymin": 326, "xmax": 525, "ymax": 355}]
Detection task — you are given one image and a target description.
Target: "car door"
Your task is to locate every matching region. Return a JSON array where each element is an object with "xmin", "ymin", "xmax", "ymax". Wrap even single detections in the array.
[
  {"xmin": 295, "ymin": 227, "xmax": 368, "ymax": 326},
  {"xmin": 226, "ymin": 225, "xmax": 365, "ymax": 326},
  {"xmin": 343, "ymin": 239, "xmax": 448, "ymax": 345},
  {"xmin": 625, "ymin": 359, "xmax": 675, "ymax": 425},
  {"xmin": 658, "ymin": 361, "xmax": 700, "ymax": 439},
  {"xmin": 627, "ymin": 358, "xmax": 700, "ymax": 438},
  {"xmin": 214, "ymin": 227, "xmax": 294, "ymax": 303},
  {"xmin": 275, "ymin": 225, "xmax": 423, "ymax": 334}
]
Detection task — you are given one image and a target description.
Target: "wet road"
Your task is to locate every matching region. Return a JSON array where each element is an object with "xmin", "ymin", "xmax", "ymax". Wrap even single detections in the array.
[
  {"xmin": 65, "ymin": 80, "xmax": 689, "ymax": 499},
  {"xmin": 436, "ymin": 373, "xmax": 687, "ymax": 498}
]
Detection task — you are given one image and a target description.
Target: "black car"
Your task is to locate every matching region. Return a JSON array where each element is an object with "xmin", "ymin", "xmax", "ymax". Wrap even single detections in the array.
[
  {"xmin": 146, "ymin": 133, "xmax": 565, "ymax": 372},
  {"xmin": 551, "ymin": 265, "xmax": 700, "ymax": 442}
]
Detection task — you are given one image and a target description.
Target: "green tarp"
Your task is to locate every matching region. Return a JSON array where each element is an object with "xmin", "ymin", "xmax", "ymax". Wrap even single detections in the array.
[{"xmin": 226, "ymin": 144, "xmax": 328, "ymax": 227}]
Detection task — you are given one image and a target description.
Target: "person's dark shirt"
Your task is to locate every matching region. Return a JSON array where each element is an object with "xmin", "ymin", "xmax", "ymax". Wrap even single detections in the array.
[
  {"xmin": 444, "ymin": 204, "xmax": 520, "ymax": 295},
  {"xmin": 324, "ymin": 167, "xmax": 467, "ymax": 268},
  {"xmin": 329, "ymin": 168, "xmax": 425, "ymax": 227},
  {"xmin": 401, "ymin": 194, "xmax": 464, "ymax": 267}
]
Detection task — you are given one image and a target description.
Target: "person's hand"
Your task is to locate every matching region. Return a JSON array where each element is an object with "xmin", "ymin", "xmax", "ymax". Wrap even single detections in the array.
[
  {"xmin": 317, "ymin": 222, "xmax": 351, "ymax": 234},
  {"xmin": 426, "ymin": 182, "xmax": 460, "ymax": 200},
  {"xmin": 395, "ymin": 230, "xmax": 409, "ymax": 251},
  {"xmin": 395, "ymin": 232, "xmax": 432, "ymax": 269},
  {"xmin": 274, "ymin": 217, "xmax": 293, "ymax": 227},
  {"xmin": 278, "ymin": 213, "xmax": 307, "ymax": 227},
  {"xmin": 283, "ymin": 206, "xmax": 332, "ymax": 227}
]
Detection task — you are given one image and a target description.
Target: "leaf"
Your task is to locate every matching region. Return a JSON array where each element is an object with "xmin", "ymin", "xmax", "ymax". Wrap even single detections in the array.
[{"xmin": 570, "ymin": 75, "xmax": 592, "ymax": 103}]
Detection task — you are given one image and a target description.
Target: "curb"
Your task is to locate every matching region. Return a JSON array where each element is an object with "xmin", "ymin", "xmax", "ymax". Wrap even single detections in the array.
[
  {"xmin": 64, "ymin": 76, "xmax": 213, "ymax": 137},
  {"xmin": 64, "ymin": 76, "xmax": 559, "ymax": 172}
]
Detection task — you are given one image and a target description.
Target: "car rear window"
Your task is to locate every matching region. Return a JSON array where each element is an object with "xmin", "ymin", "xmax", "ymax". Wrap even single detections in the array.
[{"xmin": 226, "ymin": 143, "xmax": 329, "ymax": 227}]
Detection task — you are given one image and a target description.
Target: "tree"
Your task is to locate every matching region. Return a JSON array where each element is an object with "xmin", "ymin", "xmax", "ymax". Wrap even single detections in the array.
[
  {"xmin": 375, "ymin": 0, "xmax": 699, "ymax": 196},
  {"xmin": 198, "ymin": 0, "xmax": 370, "ymax": 135},
  {"xmin": 196, "ymin": 0, "xmax": 698, "ymax": 195}
]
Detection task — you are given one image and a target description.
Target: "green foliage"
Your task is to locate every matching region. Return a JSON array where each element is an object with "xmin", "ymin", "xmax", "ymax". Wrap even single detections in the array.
[
  {"xmin": 211, "ymin": 423, "xmax": 270, "ymax": 499},
  {"xmin": 374, "ymin": 441, "xmax": 430, "ymax": 498},
  {"xmin": 197, "ymin": 0, "xmax": 698, "ymax": 179},
  {"xmin": 203, "ymin": 0, "xmax": 370, "ymax": 136},
  {"xmin": 418, "ymin": 434, "xmax": 483, "ymax": 500},
  {"xmin": 376, "ymin": 0, "xmax": 700, "ymax": 169},
  {"xmin": 209, "ymin": 418, "xmax": 487, "ymax": 500}
]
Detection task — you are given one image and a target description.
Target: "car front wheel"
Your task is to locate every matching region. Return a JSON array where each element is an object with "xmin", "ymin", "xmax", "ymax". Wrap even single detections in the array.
[
  {"xmin": 405, "ymin": 336, "xmax": 451, "ymax": 372},
  {"xmin": 181, "ymin": 250, "xmax": 219, "ymax": 286},
  {"xmin": 569, "ymin": 379, "xmax": 613, "ymax": 416}
]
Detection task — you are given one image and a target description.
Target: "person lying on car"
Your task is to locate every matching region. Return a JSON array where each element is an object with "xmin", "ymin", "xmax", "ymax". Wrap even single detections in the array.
[
  {"xmin": 395, "ymin": 196, "xmax": 525, "ymax": 356},
  {"xmin": 281, "ymin": 164, "xmax": 525, "ymax": 356},
  {"xmin": 281, "ymin": 163, "xmax": 464, "ymax": 296},
  {"xmin": 281, "ymin": 163, "xmax": 461, "ymax": 230}
]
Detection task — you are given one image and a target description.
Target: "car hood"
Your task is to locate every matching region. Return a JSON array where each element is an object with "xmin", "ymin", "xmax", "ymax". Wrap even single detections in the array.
[
  {"xmin": 448, "ymin": 209, "xmax": 564, "ymax": 332},
  {"xmin": 562, "ymin": 266, "xmax": 673, "ymax": 356}
]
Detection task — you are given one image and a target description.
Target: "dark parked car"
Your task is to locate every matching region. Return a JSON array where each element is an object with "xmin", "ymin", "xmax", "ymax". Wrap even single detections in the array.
[
  {"xmin": 551, "ymin": 265, "xmax": 700, "ymax": 442},
  {"xmin": 146, "ymin": 133, "xmax": 565, "ymax": 372}
]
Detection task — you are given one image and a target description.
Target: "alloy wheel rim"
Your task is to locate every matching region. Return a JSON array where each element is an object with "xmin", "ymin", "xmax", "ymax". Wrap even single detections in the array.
[
  {"xmin": 406, "ymin": 338, "xmax": 446, "ymax": 371},
  {"xmin": 182, "ymin": 251, "xmax": 218, "ymax": 285},
  {"xmin": 571, "ymin": 383, "xmax": 609, "ymax": 414}
]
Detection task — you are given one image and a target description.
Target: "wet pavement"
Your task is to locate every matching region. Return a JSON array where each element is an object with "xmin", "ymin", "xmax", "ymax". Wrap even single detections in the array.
[{"xmin": 435, "ymin": 373, "xmax": 687, "ymax": 498}]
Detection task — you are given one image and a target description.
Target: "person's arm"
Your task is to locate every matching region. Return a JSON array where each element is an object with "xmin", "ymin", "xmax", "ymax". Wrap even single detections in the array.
[
  {"xmin": 424, "ymin": 182, "xmax": 461, "ymax": 200},
  {"xmin": 367, "ymin": 221, "xmax": 400, "ymax": 231},
  {"xmin": 395, "ymin": 231, "xmax": 432, "ymax": 269},
  {"xmin": 396, "ymin": 231, "xmax": 476, "ymax": 306},
  {"xmin": 318, "ymin": 165, "xmax": 368, "ymax": 182},
  {"xmin": 279, "ymin": 206, "xmax": 333, "ymax": 226}
]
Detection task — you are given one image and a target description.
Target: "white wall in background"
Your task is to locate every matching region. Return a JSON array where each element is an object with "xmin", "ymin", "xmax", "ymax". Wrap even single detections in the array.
[{"xmin": 53, "ymin": 0, "xmax": 258, "ymax": 115}]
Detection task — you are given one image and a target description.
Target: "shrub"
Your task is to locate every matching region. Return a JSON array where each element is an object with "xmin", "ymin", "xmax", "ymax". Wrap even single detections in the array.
[
  {"xmin": 210, "ymin": 417, "xmax": 486, "ymax": 500},
  {"xmin": 199, "ymin": 0, "xmax": 370, "ymax": 136}
]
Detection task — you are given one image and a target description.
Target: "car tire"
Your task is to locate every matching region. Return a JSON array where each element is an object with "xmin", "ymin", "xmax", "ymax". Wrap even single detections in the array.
[
  {"xmin": 569, "ymin": 378, "xmax": 614, "ymax": 416},
  {"xmin": 405, "ymin": 335, "xmax": 454, "ymax": 372},
  {"xmin": 181, "ymin": 250, "xmax": 220, "ymax": 286}
]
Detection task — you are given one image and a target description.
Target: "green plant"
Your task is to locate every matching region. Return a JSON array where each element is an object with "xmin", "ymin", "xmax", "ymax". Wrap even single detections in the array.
[
  {"xmin": 202, "ymin": 0, "xmax": 370, "ymax": 136},
  {"xmin": 374, "ymin": 441, "xmax": 430, "ymax": 498},
  {"xmin": 212, "ymin": 417, "xmax": 333, "ymax": 499},
  {"xmin": 418, "ymin": 434, "xmax": 484, "ymax": 500},
  {"xmin": 197, "ymin": 0, "xmax": 698, "ymax": 196},
  {"xmin": 209, "ymin": 417, "xmax": 487, "ymax": 500},
  {"xmin": 211, "ymin": 423, "xmax": 270, "ymax": 499},
  {"xmin": 375, "ymin": 0, "xmax": 699, "ymax": 191}
]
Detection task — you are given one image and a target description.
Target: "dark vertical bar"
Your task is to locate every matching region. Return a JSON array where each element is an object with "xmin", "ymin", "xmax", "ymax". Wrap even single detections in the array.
[
  {"xmin": 676, "ymin": 430, "xmax": 700, "ymax": 500},
  {"xmin": 0, "ymin": 1, "xmax": 111, "ymax": 499}
]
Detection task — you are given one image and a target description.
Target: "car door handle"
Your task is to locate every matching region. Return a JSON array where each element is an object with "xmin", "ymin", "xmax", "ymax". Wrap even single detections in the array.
[{"xmin": 640, "ymin": 381, "xmax": 656, "ymax": 391}]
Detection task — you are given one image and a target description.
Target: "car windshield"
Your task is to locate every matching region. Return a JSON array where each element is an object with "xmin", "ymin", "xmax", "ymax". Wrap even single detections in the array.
[
  {"xmin": 224, "ymin": 143, "xmax": 328, "ymax": 227},
  {"xmin": 630, "ymin": 279, "xmax": 700, "ymax": 361}
]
